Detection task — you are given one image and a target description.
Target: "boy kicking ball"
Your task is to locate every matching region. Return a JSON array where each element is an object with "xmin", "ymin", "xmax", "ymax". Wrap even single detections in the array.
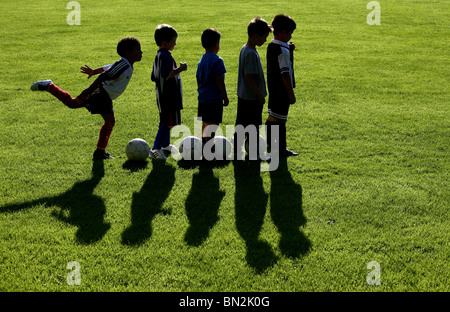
[{"xmin": 31, "ymin": 37, "xmax": 142, "ymax": 160}]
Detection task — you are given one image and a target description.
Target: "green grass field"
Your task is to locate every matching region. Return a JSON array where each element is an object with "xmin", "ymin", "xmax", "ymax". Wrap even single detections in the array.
[{"xmin": 0, "ymin": 0, "xmax": 448, "ymax": 292}]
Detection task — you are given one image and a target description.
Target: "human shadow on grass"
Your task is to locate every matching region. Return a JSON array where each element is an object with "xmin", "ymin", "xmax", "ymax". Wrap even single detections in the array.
[
  {"xmin": 184, "ymin": 164, "xmax": 225, "ymax": 246},
  {"xmin": 121, "ymin": 159, "xmax": 175, "ymax": 246},
  {"xmin": 233, "ymin": 160, "xmax": 277, "ymax": 273},
  {"xmin": 0, "ymin": 160, "xmax": 110, "ymax": 244},
  {"xmin": 269, "ymin": 158, "xmax": 311, "ymax": 258}
]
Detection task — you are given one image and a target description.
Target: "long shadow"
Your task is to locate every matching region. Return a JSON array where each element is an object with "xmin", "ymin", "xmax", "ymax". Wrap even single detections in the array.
[
  {"xmin": 233, "ymin": 160, "xmax": 278, "ymax": 273},
  {"xmin": 0, "ymin": 160, "xmax": 110, "ymax": 244},
  {"xmin": 184, "ymin": 164, "xmax": 225, "ymax": 246},
  {"xmin": 269, "ymin": 158, "xmax": 311, "ymax": 258},
  {"xmin": 121, "ymin": 159, "xmax": 175, "ymax": 246}
]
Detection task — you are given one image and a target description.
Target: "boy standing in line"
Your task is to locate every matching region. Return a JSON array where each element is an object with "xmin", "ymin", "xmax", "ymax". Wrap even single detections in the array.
[
  {"xmin": 196, "ymin": 28, "xmax": 229, "ymax": 147},
  {"xmin": 150, "ymin": 24, "xmax": 187, "ymax": 159},
  {"xmin": 31, "ymin": 37, "xmax": 142, "ymax": 160},
  {"xmin": 265, "ymin": 14, "xmax": 299, "ymax": 157},
  {"xmin": 234, "ymin": 17, "xmax": 272, "ymax": 160}
]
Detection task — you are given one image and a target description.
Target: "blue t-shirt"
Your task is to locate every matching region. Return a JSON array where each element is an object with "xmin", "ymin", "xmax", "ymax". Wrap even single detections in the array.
[{"xmin": 196, "ymin": 53, "xmax": 227, "ymax": 104}]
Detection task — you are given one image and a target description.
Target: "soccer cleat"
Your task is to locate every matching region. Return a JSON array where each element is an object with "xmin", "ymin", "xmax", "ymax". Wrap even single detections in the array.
[
  {"xmin": 281, "ymin": 149, "xmax": 299, "ymax": 157},
  {"xmin": 93, "ymin": 149, "xmax": 114, "ymax": 160},
  {"xmin": 30, "ymin": 80, "xmax": 53, "ymax": 91},
  {"xmin": 161, "ymin": 145, "xmax": 177, "ymax": 156},
  {"xmin": 149, "ymin": 149, "xmax": 167, "ymax": 160}
]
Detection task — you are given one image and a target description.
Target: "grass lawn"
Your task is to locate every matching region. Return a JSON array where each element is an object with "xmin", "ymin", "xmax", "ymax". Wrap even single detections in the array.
[{"xmin": 0, "ymin": 0, "xmax": 448, "ymax": 293}]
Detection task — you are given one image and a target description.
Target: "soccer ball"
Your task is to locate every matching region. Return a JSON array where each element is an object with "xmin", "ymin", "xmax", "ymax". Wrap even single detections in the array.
[
  {"xmin": 178, "ymin": 136, "xmax": 203, "ymax": 160},
  {"xmin": 212, "ymin": 136, "xmax": 232, "ymax": 160},
  {"xmin": 245, "ymin": 134, "xmax": 267, "ymax": 156},
  {"xmin": 126, "ymin": 138, "xmax": 150, "ymax": 161}
]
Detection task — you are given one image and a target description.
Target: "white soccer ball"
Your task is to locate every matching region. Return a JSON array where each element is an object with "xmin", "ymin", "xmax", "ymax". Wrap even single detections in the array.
[
  {"xmin": 212, "ymin": 136, "xmax": 232, "ymax": 160},
  {"xmin": 126, "ymin": 138, "xmax": 151, "ymax": 161},
  {"xmin": 178, "ymin": 136, "xmax": 203, "ymax": 161},
  {"xmin": 245, "ymin": 134, "xmax": 267, "ymax": 156}
]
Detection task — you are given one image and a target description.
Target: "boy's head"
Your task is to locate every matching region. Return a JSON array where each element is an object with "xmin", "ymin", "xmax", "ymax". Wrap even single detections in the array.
[
  {"xmin": 201, "ymin": 28, "xmax": 221, "ymax": 52},
  {"xmin": 247, "ymin": 17, "xmax": 272, "ymax": 47},
  {"xmin": 271, "ymin": 14, "xmax": 296, "ymax": 40},
  {"xmin": 117, "ymin": 37, "xmax": 141, "ymax": 57},
  {"xmin": 117, "ymin": 37, "xmax": 142, "ymax": 63},
  {"xmin": 154, "ymin": 24, "xmax": 178, "ymax": 50},
  {"xmin": 247, "ymin": 17, "xmax": 272, "ymax": 37}
]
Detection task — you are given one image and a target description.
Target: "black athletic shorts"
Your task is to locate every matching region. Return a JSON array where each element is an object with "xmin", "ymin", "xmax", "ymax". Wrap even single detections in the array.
[
  {"xmin": 198, "ymin": 101, "xmax": 223, "ymax": 124},
  {"xmin": 235, "ymin": 97, "xmax": 263, "ymax": 127},
  {"xmin": 267, "ymin": 98, "xmax": 290, "ymax": 121},
  {"xmin": 83, "ymin": 85, "xmax": 114, "ymax": 115}
]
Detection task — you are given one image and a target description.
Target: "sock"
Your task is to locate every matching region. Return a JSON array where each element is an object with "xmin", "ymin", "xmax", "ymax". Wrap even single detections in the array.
[
  {"xmin": 265, "ymin": 120, "xmax": 275, "ymax": 149},
  {"xmin": 265, "ymin": 120, "xmax": 286, "ymax": 152},
  {"xmin": 279, "ymin": 122, "xmax": 287, "ymax": 152},
  {"xmin": 162, "ymin": 125, "xmax": 171, "ymax": 148},
  {"xmin": 153, "ymin": 122, "xmax": 170, "ymax": 150},
  {"xmin": 47, "ymin": 83, "xmax": 84, "ymax": 108},
  {"xmin": 96, "ymin": 124, "xmax": 113, "ymax": 151}
]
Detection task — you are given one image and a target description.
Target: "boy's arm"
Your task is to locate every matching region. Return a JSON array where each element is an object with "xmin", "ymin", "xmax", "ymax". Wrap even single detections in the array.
[
  {"xmin": 167, "ymin": 62, "xmax": 188, "ymax": 79},
  {"xmin": 281, "ymin": 72, "xmax": 296, "ymax": 104},
  {"xmin": 215, "ymin": 75, "xmax": 229, "ymax": 106},
  {"xmin": 244, "ymin": 74, "xmax": 265, "ymax": 105},
  {"xmin": 80, "ymin": 65, "xmax": 105, "ymax": 79}
]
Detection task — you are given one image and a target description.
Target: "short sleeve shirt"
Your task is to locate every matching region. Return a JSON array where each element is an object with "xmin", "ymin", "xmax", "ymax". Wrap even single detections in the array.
[
  {"xmin": 99, "ymin": 57, "xmax": 134, "ymax": 100},
  {"xmin": 236, "ymin": 45, "xmax": 267, "ymax": 101},
  {"xmin": 267, "ymin": 39, "xmax": 295, "ymax": 104},
  {"xmin": 196, "ymin": 52, "xmax": 227, "ymax": 103},
  {"xmin": 151, "ymin": 49, "xmax": 183, "ymax": 113}
]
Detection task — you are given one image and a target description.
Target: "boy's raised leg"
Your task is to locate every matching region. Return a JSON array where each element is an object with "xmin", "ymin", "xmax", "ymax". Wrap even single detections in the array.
[
  {"xmin": 31, "ymin": 80, "xmax": 84, "ymax": 109},
  {"xmin": 47, "ymin": 83, "xmax": 85, "ymax": 109}
]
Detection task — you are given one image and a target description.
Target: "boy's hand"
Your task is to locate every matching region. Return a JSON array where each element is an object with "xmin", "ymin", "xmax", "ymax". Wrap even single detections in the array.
[
  {"xmin": 223, "ymin": 97, "xmax": 229, "ymax": 107},
  {"xmin": 289, "ymin": 93, "xmax": 296, "ymax": 104},
  {"xmin": 168, "ymin": 63, "xmax": 188, "ymax": 79},
  {"xmin": 80, "ymin": 65, "xmax": 95, "ymax": 79},
  {"xmin": 289, "ymin": 42, "xmax": 295, "ymax": 51},
  {"xmin": 179, "ymin": 62, "xmax": 188, "ymax": 72},
  {"xmin": 257, "ymin": 93, "xmax": 266, "ymax": 105}
]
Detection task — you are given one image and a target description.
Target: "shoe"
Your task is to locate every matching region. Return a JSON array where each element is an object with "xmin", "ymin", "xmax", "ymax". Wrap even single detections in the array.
[
  {"xmin": 30, "ymin": 80, "xmax": 53, "ymax": 91},
  {"xmin": 281, "ymin": 149, "xmax": 299, "ymax": 157},
  {"xmin": 93, "ymin": 149, "xmax": 114, "ymax": 160},
  {"xmin": 149, "ymin": 149, "xmax": 167, "ymax": 159},
  {"xmin": 161, "ymin": 145, "xmax": 177, "ymax": 157}
]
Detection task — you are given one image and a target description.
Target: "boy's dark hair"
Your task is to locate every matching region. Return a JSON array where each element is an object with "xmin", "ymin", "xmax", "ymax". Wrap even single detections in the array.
[
  {"xmin": 117, "ymin": 37, "xmax": 140, "ymax": 57},
  {"xmin": 247, "ymin": 17, "xmax": 272, "ymax": 37},
  {"xmin": 271, "ymin": 14, "xmax": 296, "ymax": 36},
  {"xmin": 154, "ymin": 24, "xmax": 178, "ymax": 46},
  {"xmin": 201, "ymin": 28, "xmax": 221, "ymax": 49}
]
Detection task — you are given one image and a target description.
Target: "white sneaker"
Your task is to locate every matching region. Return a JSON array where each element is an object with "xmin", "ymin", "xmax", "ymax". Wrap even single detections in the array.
[
  {"xmin": 161, "ymin": 144, "xmax": 179, "ymax": 157},
  {"xmin": 161, "ymin": 145, "xmax": 176, "ymax": 153},
  {"xmin": 149, "ymin": 149, "xmax": 167, "ymax": 159},
  {"xmin": 30, "ymin": 80, "xmax": 53, "ymax": 91}
]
